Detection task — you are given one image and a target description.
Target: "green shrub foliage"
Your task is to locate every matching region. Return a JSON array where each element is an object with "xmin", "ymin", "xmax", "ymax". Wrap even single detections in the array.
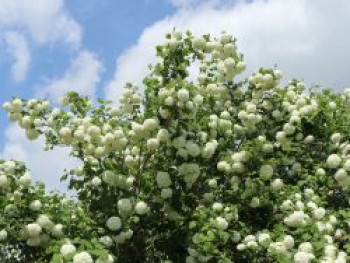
[{"xmin": 1, "ymin": 30, "xmax": 350, "ymax": 263}]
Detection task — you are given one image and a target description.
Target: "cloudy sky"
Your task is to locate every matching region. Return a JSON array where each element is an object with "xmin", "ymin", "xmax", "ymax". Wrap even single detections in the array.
[{"xmin": 1, "ymin": 0, "xmax": 350, "ymax": 191}]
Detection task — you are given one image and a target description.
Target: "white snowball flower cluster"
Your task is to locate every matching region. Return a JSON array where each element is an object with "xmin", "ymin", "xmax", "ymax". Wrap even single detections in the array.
[
  {"xmin": 118, "ymin": 198, "xmax": 133, "ymax": 215},
  {"xmin": 178, "ymin": 163, "xmax": 201, "ymax": 188},
  {"xmin": 106, "ymin": 216, "xmax": 122, "ymax": 231},
  {"xmin": 60, "ymin": 243, "xmax": 76, "ymax": 257},
  {"xmin": 73, "ymin": 251, "xmax": 93, "ymax": 263},
  {"xmin": 0, "ymin": 230, "xmax": 7, "ymax": 241},
  {"xmin": 284, "ymin": 210, "xmax": 309, "ymax": 227},
  {"xmin": 156, "ymin": 171, "xmax": 172, "ymax": 188},
  {"xmin": 134, "ymin": 201, "xmax": 150, "ymax": 215},
  {"xmin": 327, "ymin": 154, "xmax": 342, "ymax": 169},
  {"xmin": 294, "ymin": 243, "xmax": 315, "ymax": 263}
]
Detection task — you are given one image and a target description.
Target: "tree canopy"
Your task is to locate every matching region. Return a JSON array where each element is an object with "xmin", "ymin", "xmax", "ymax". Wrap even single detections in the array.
[{"xmin": 1, "ymin": 30, "xmax": 350, "ymax": 263}]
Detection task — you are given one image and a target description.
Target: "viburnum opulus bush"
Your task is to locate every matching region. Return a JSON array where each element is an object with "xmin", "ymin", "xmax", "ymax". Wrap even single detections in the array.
[{"xmin": 1, "ymin": 30, "xmax": 350, "ymax": 263}]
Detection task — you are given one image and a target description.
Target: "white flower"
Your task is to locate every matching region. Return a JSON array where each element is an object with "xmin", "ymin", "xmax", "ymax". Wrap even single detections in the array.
[
  {"xmin": 344, "ymin": 159, "xmax": 350, "ymax": 171},
  {"xmin": 179, "ymin": 163, "xmax": 201, "ymax": 187},
  {"xmin": 250, "ymin": 197, "xmax": 260, "ymax": 208},
  {"xmin": 194, "ymin": 94, "xmax": 203, "ymax": 105},
  {"xmin": 324, "ymin": 244, "xmax": 337, "ymax": 258},
  {"xmin": 186, "ymin": 141, "xmax": 201, "ymax": 157},
  {"xmin": 106, "ymin": 216, "xmax": 122, "ymax": 231},
  {"xmin": 284, "ymin": 211, "xmax": 308, "ymax": 227},
  {"xmin": 0, "ymin": 229, "xmax": 7, "ymax": 241},
  {"xmin": 161, "ymin": 188, "xmax": 173, "ymax": 199},
  {"xmin": 143, "ymin": 118, "xmax": 158, "ymax": 130},
  {"xmin": 236, "ymin": 61, "xmax": 246, "ymax": 73},
  {"xmin": 212, "ymin": 202, "xmax": 223, "ymax": 211},
  {"xmin": 147, "ymin": 138, "xmax": 159, "ymax": 150},
  {"xmin": 237, "ymin": 244, "xmax": 246, "ymax": 251},
  {"xmin": 202, "ymin": 140, "xmax": 218, "ymax": 159},
  {"xmin": 313, "ymin": 207, "xmax": 326, "ymax": 219},
  {"xmin": 177, "ymin": 89, "xmax": 190, "ymax": 102},
  {"xmin": 0, "ymin": 175, "xmax": 8, "ymax": 188},
  {"xmin": 118, "ymin": 198, "xmax": 133, "ymax": 214},
  {"xmin": 60, "ymin": 243, "xmax": 77, "ymax": 257},
  {"xmin": 157, "ymin": 129, "xmax": 170, "ymax": 141},
  {"xmin": 96, "ymin": 254, "xmax": 114, "ymax": 263},
  {"xmin": 27, "ymin": 237, "xmax": 41, "ymax": 247},
  {"xmin": 20, "ymin": 116, "xmax": 32, "ymax": 129},
  {"xmin": 269, "ymin": 241, "xmax": 287, "ymax": 254},
  {"xmin": 26, "ymin": 129, "xmax": 40, "ymax": 140},
  {"xmin": 59, "ymin": 96, "xmax": 69, "ymax": 106},
  {"xmin": 258, "ymin": 233, "xmax": 271, "ymax": 246},
  {"xmin": 244, "ymin": 235, "xmax": 256, "ymax": 243},
  {"xmin": 192, "ymin": 36, "xmax": 206, "ymax": 49},
  {"xmin": 12, "ymin": 98, "xmax": 23, "ymax": 112},
  {"xmin": 331, "ymin": 133, "xmax": 341, "ymax": 143},
  {"xmin": 328, "ymin": 101, "xmax": 337, "ymax": 109},
  {"xmin": 217, "ymin": 161, "xmax": 231, "ymax": 173},
  {"xmin": 329, "ymin": 215, "xmax": 337, "ymax": 225},
  {"xmin": 186, "ymin": 256, "xmax": 197, "ymax": 263},
  {"xmin": 26, "ymin": 223, "xmax": 42, "ymax": 237},
  {"xmin": 316, "ymin": 168, "xmax": 326, "ymax": 176},
  {"xmin": 304, "ymin": 188, "xmax": 314, "ymax": 198},
  {"xmin": 336, "ymin": 252, "xmax": 347, "ymax": 263},
  {"xmin": 276, "ymin": 131, "xmax": 287, "ymax": 142},
  {"xmin": 59, "ymin": 127, "xmax": 72, "ymax": 139},
  {"xmin": 91, "ymin": 176, "xmax": 102, "ymax": 187},
  {"xmin": 29, "ymin": 200, "xmax": 42, "ymax": 211},
  {"xmin": 271, "ymin": 178, "xmax": 284, "ymax": 190},
  {"xmin": 299, "ymin": 242, "xmax": 313, "ymax": 253},
  {"xmin": 73, "ymin": 251, "xmax": 93, "ymax": 263},
  {"xmin": 283, "ymin": 123, "xmax": 296, "ymax": 135},
  {"xmin": 246, "ymin": 241, "xmax": 258, "ymax": 248},
  {"xmin": 156, "ymin": 172, "xmax": 172, "ymax": 188},
  {"xmin": 215, "ymin": 216, "xmax": 228, "ymax": 230},
  {"xmin": 3, "ymin": 160, "xmax": 16, "ymax": 172},
  {"xmin": 334, "ymin": 168, "xmax": 348, "ymax": 182},
  {"xmin": 51, "ymin": 224, "xmax": 64, "ymax": 236},
  {"xmin": 327, "ymin": 154, "xmax": 342, "ymax": 169},
  {"xmin": 135, "ymin": 201, "xmax": 150, "ymax": 215},
  {"xmin": 2, "ymin": 102, "xmax": 13, "ymax": 112},
  {"xmin": 87, "ymin": 125, "xmax": 101, "ymax": 138},
  {"xmin": 283, "ymin": 235, "xmax": 294, "ymax": 249},
  {"xmin": 224, "ymin": 57, "xmax": 235, "ymax": 70},
  {"xmin": 208, "ymin": 179, "xmax": 217, "ymax": 188},
  {"xmin": 124, "ymin": 155, "xmax": 135, "ymax": 167},
  {"xmin": 100, "ymin": 236, "xmax": 113, "ymax": 247},
  {"xmin": 36, "ymin": 214, "xmax": 53, "ymax": 229},
  {"xmin": 18, "ymin": 173, "xmax": 31, "ymax": 187},
  {"xmin": 294, "ymin": 251, "xmax": 314, "ymax": 263},
  {"xmin": 259, "ymin": 165, "xmax": 274, "ymax": 180}
]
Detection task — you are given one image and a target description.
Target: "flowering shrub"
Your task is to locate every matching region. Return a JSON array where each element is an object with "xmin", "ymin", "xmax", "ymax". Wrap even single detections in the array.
[{"xmin": 1, "ymin": 30, "xmax": 350, "ymax": 262}]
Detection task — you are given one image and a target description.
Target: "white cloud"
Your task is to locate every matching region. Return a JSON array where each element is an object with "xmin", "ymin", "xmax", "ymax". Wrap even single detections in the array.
[
  {"xmin": 3, "ymin": 31, "xmax": 31, "ymax": 83},
  {"xmin": 0, "ymin": 0, "xmax": 82, "ymax": 48},
  {"xmin": 0, "ymin": 0, "xmax": 83, "ymax": 83},
  {"xmin": 169, "ymin": 0, "xmax": 202, "ymax": 8},
  {"xmin": 38, "ymin": 51, "xmax": 103, "ymax": 101},
  {"xmin": 168, "ymin": 0, "xmax": 231, "ymax": 8},
  {"xmin": 0, "ymin": 124, "xmax": 80, "ymax": 192},
  {"xmin": 106, "ymin": 0, "xmax": 350, "ymax": 100}
]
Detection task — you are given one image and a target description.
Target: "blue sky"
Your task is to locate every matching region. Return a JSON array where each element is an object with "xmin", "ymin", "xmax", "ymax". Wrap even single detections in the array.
[{"xmin": 1, "ymin": 0, "xmax": 350, "ymax": 190}]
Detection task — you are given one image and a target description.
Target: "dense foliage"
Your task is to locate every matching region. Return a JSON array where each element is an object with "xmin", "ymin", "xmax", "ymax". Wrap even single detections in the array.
[{"xmin": 1, "ymin": 30, "xmax": 350, "ymax": 263}]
